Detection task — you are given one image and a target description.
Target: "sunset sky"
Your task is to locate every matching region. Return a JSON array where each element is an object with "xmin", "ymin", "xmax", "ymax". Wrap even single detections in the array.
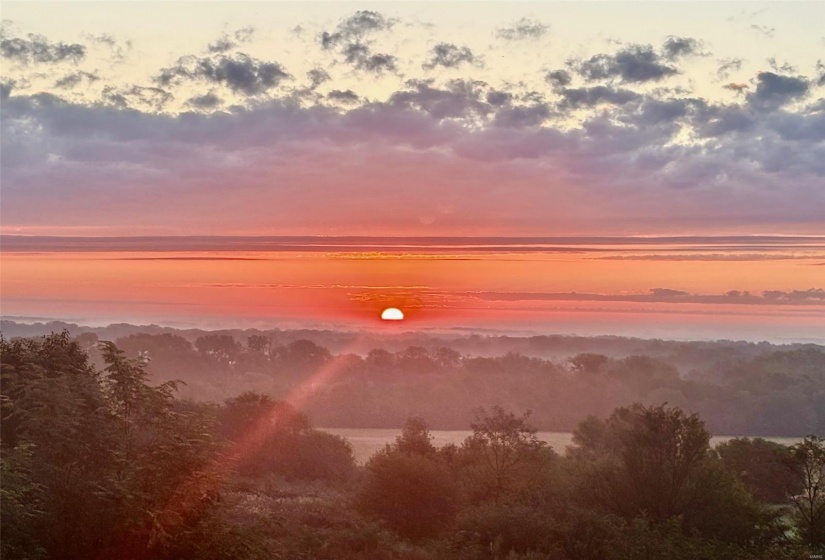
[{"xmin": 1, "ymin": 1, "xmax": 824, "ymax": 340}]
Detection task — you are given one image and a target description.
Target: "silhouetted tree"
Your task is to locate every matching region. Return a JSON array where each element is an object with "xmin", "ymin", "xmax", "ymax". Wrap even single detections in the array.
[
  {"xmin": 570, "ymin": 404, "xmax": 771, "ymax": 545},
  {"xmin": 784, "ymin": 435, "xmax": 825, "ymax": 548},
  {"xmin": 394, "ymin": 416, "xmax": 437, "ymax": 457},
  {"xmin": 195, "ymin": 334, "xmax": 242, "ymax": 367},
  {"xmin": 357, "ymin": 449, "xmax": 456, "ymax": 540},
  {"xmin": 716, "ymin": 437, "xmax": 797, "ymax": 504},
  {"xmin": 461, "ymin": 406, "xmax": 548, "ymax": 504}
]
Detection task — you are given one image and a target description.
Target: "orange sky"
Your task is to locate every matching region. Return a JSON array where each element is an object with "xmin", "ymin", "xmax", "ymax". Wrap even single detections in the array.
[{"xmin": 2, "ymin": 237, "xmax": 823, "ymax": 341}]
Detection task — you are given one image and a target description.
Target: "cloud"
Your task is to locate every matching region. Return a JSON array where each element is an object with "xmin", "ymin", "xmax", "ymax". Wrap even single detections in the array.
[
  {"xmin": 575, "ymin": 45, "xmax": 679, "ymax": 83},
  {"xmin": 207, "ymin": 38, "xmax": 235, "ymax": 54},
  {"xmin": 691, "ymin": 103, "xmax": 755, "ymax": 137},
  {"xmin": 234, "ymin": 26, "xmax": 255, "ymax": 43},
  {"xmin": 3, "ymin": 234, "xmax": 822, "ymax": 254},
  {"xmin": 661, "ymin": 36, "xmax": 703, "ymax": 60},
  {"xmin": 54, "ymin": 71, "xmax": 99, "ymax": 89},
  {"xmin": 817, "ymin": 60, "xmax": 825, "ymax": 86},
  {"xmin": 595, "ymin": 254, "xmax": 811, "ymax": 262},
  {"xmin": 1, "ymin": 79, "xmax": 15, "ymax": 100},
  {"xmin": 341, "ymin": 43, "xmax": 397, "ymax": 74},
  {"xmin": 387, "ymin": 79, "xmax": 492, "ymax": 121},
  {"xmin": 102, "ymin": 85, "xmax": 173, "ymax": 111},
  {"xmin": 206, "ymin": 26, "xmax": 255, "ymax": 54},
  {"xmin": 716, "ymin": 58, "xmax": 743, "ymax": 80},
  {"xmin": 723, "ymin": 83, "xmax": 748, "ymax": 94},
  {"xmin": 186, "ymin": 92, "xmax": 223, "ymax": 110},
  {"xmin": 558, "ymin": 86, "xmax": 641, "ymax": 109},
  {"xmin": 485, "ymin": 89, "xmax": 513, "ymax": 106},
  {"xmin": 0, "ymin": 32, "xmax": 85, "ymax": 64},
  {"xmin": 649, "ymin": 288, "xmax": 689, "ymax": 297},
  {"xmin": 3, "ymin": 45, "xmax": 825, "ymax": 236},
  {"xmin": 317, "ymin": 11, "xmax": 398, "ymax": 74},
  {"xmin": 495, "ymin": 17, "xmax": 548, "ymax": 41},
  {"xmin": 85, "ymin": 33, "xmax": 132, "ymax": 63},
  {"xmin": 156, "ymin": 53, "xmax": 290, "ymax": 96},
  {"xmin": 750, "ymin": 24, "xmax": 775, "ymax": 38},
  {"xmin": 327, "ymin": 89, "xmax": 360, "ymax": 104},
  {"xmin": 307, "ymin": 68, "xmax": 331, "ymax": 89},
  {"xmin": 763, "ymin": 288, "xmax": 825, "ymax": 302},
  {"xmin": 492, "ymin": 101, "xmax": 553, "ymax": 128},
  {"xmin": 422, "ymin": 43, "xmax": 479, "ymax": 70},
  {"xmin": 545, "ymin": 69, "xmax": 572, "ymax": 89},
  {"xmin": 319, "ymin": 10, "xmax": 396, "ymax": 49},
  {"xmin": 747, "ymin": 71, "xmax": 810, "ymax": 109},
  {"xmin": 473, "ymin": 288, "xmax": 825, "ymax": 306}
]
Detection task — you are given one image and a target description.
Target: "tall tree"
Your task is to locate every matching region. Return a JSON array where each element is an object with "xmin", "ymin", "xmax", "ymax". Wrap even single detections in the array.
[
  {"xmin": 784, "ymin": 435, "xmax": 825, "ymax": 548},
  {"xmin": 461, "ymin": 406, "xmax": 548, "ymax": 504}
]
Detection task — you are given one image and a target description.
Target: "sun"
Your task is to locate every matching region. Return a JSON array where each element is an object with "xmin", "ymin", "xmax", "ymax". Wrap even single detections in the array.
[{"xmin": 380, "ymin": 307, "xmax": 404, "ymax": 321}]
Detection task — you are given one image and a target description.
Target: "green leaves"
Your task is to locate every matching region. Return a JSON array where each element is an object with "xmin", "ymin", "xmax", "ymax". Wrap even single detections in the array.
[{"xmin": 1, "ymin": 333, "xmax": 219, "ymax": 559}]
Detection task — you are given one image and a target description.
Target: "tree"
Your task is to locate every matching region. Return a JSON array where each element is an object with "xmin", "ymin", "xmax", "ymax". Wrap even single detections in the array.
[
  {"xmin": 433, "ymin": 347, "xmax": 462, "ymax": 370},
  {"xmin": 569, "ymin": 404, "xmax": 772, "ymax": 545},
  {"xmin": 195, "ymin": 334, "xmax": 242, "ymax": 367},
  {"xmin": 278, "ymin": 339, "xmax": 331, "ymax": 375},
  {"xmin": 394, "ymin": 416, "xmax": 437, "ymax": 457},
  {"xmin": 357, "ymin": 449, "xmax": 457, "ymax": 540},
  {"xmin": 461, "ymin": 406, "xmax": 548, "ymax": 504},
  {"xmin": 716, "ymin": 437, "xmax": 797, "ymax": 504},
  {"xmin": 783, "ymin": 435, "xmax": 825, "ymax": 548},
  {"xmin": 0, "ymin": 445, "xmax": 46, "ymax": 560},
  {"xmin": 1, "ymin": 333, "xmax": 220, "ymax": 560},
  {"xmin": 218, "ymin": 392, "xmax": 354, "ymax": 480},
  {"xmin": 246, "ymin": 334, "xmax": 271, "ymax": 355},
  {"xmin": 396, "ymin": 346, "xmax": 434, "ymax": 374},
  {"xmin": 220, "ymin": 391, "xmax": 309, "ymax": 441},
  {"xmin": 568, "ymin": 353, "xmax": 608, "ymax": 376},
  {"xmin": 365, "ymin": 348, "xmax": 395, "ymax": 372},
  {"xmin": 96, "ymin": 342, "xmax": 220, "ymax": 558},
  {"xmin": 1, "ymin": 332, "xmax": 116, "ymax": 559}
]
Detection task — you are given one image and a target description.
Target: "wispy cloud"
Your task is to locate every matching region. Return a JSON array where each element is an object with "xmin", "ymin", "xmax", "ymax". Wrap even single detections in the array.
[
  {"xmin": 3, "ymin": 235, "xmax": 823, "ymax": 254},
  {"xmin": 473, "ymin": 288, "xmax": 825, "ymax": 306}
]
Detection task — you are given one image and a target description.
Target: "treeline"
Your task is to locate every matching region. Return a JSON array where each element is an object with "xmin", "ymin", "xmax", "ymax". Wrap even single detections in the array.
[
  {"xmin": 1, "ymin": 318, "xmax": 814, "ymax": 364},
  {"xmin": 60, "ymin": 329, "xmax": 825, "ymax": 436},
  {"xmin": 2, "ymin": 333, "xmax": 824, "ymax": 559}
]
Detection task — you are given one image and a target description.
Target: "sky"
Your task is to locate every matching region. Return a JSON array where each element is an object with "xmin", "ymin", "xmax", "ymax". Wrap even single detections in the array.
[{"xmin": 1, "ymin": 1, "xmax": 824, "ymax": 340}]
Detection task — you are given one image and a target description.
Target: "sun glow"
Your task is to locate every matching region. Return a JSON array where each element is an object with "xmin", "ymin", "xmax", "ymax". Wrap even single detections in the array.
[{"xmin": 381, "ymin": 307, "xmax": 404, "ymax": 321}]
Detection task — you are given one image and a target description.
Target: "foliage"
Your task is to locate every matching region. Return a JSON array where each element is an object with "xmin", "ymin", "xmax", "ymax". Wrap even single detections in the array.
[
  {"xmin": 569, "ymin": 403, "xmax": 772, "ymax": 544},
  {"xmin": 357, "ymin": 447, "xmax": 458, "ymax": 540},
  {"xmin": 716, "ymin": 437, "xmax": 797, "ymax": 503},
  {"xmin": 460, "ymin": 406, "xmax": 549, "ymax": 504},
  {"xmin": 219, "ymin": 391, "xmax": 354, "ymax": 481},
  {"xmin": 783, "ymin": 435, "xmax": 825, "ymax": 548},
  {"xmin": 394, "ymin": 416, "xmax": 438, "ymax": 457},
  {"xmin": 0, "ymin": 333, "xmax": 218, "ymax": 559},
  {"xmin": 452, "ymin": 503, "xmax": 556, "ymax": 558},
  {"xmin": 0, "ymin": 445, "xmax": 47, "ymax": 560},
  {"xmin": 2, "ymin": 329, "xmax": 820, "ymax": 559}
]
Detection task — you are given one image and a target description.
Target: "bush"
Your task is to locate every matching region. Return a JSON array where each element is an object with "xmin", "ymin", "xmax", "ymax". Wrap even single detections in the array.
[
  {"xmin": 357, "ymin": 450, "xmax": 458, "ymax": 540},
  {"xmin": 452, "ymin": 504, "xmax": 555, "ymax": 558}
]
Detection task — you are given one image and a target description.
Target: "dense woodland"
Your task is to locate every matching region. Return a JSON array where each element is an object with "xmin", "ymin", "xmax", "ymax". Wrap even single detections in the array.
[
  {"xmin": 1, "ymin": 331, "xmax": 825, "ymax": 559},
  {"xmin": 3, "ymin": 320, "xmax": 822, "ymax": 435}
]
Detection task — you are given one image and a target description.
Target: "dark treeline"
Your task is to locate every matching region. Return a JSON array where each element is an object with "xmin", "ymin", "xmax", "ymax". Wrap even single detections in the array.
[
  {"xmin": 0, "ymin": 318, "xmax": 814, "ymax": 363},
  {"xmin": 12, "ymin": 321, "xmax": 822, "ymax": 436},
  {"xmin": 2, "ymin": 332, "xmax": 824, "ymax": 559}
]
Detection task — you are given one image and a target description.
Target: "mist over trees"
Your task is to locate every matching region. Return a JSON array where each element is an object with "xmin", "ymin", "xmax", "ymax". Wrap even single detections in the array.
[
  {"xmin": 2, "ymin": 331, "xmax": 824, "ymax": 558},
  {"xmin": 4, "ymin": 320, "xmax": 819, "ymax": 436}
]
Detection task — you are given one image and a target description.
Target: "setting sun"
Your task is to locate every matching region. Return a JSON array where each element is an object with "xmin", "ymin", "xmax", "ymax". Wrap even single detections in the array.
[{"xmin": 380, "ymin": 307, "xmax": 404, "ymax": 321}]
